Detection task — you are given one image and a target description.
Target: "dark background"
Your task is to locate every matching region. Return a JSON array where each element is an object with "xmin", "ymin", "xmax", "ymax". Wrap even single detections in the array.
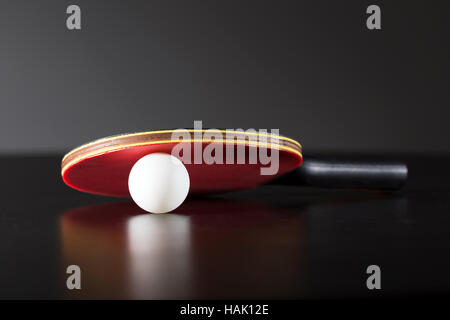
[
  {"xmin": 0, "ymin": 0, "xmax": 449, "ymax": 153},
  {"xmin": 0, "ymin": 0, "xmax": 450, "ymax": 300}
]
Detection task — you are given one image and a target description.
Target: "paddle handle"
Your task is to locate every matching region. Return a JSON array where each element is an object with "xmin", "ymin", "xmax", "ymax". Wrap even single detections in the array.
[{"xmin": 277, "ymin": 157, "xmax": 408, "ymax": 190}]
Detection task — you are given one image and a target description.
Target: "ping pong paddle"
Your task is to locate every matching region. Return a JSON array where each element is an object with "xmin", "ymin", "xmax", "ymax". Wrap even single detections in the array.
[{"xmin": 61, "ymin": 129, "xmax": 407, "ymax": 197}]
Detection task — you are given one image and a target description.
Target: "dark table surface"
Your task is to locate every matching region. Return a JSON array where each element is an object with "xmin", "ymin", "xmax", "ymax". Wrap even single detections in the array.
[{"xmin": 0, "ymin": 154, "xmax": 449, "ymax": 299}]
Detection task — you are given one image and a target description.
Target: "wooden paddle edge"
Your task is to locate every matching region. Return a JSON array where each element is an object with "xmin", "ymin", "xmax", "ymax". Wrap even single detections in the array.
[{"xmin": 61, "ymin": 130, "xmax": 303, "ymax": 176}]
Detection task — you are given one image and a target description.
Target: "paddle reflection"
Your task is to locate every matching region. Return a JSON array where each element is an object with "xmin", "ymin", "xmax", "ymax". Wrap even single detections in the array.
[{"xmin": 60, "ymin": 199, "xmax": 305, "ymax": 299}]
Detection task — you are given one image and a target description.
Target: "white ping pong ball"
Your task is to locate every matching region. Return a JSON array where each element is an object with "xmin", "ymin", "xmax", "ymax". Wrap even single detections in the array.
[{"xmin": 128, "ymin": 153, "xmax": 190, "ymax": 214}]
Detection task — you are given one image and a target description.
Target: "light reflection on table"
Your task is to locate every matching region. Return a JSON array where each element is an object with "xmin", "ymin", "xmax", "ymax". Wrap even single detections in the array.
[{"xmin": 60, "ymin": 198, "xmax": 305, "ymax": 299}]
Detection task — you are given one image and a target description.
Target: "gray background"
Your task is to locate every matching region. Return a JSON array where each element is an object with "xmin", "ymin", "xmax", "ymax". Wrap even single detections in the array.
[{"xmin": 0, "ymin": 0, "xmax": 449, "ymax": 153}]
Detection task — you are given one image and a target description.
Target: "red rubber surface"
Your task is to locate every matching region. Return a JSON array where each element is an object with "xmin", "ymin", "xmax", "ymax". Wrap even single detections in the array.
[{"xmin": 62, "ymin": 142, "xmax": 302, "ymax": 197}]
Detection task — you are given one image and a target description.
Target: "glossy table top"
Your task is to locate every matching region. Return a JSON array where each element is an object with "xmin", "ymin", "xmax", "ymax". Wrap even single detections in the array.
[{"xmin": 0, "ymin": 154, "xmax": 449, "ymax": 299}]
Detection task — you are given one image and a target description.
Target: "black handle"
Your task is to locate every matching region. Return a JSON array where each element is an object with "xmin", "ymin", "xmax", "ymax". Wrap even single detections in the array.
[{"xmin": 275, "ymin": 157, "xmax": 408, "ymax": 190}]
